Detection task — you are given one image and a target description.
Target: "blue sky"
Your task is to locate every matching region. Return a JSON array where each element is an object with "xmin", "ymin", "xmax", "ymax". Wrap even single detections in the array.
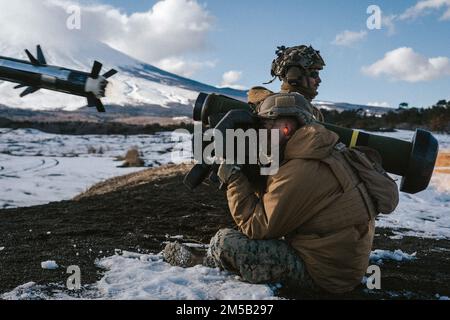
[{"xmin": 87, "ymin": 1, "xmax": 450, "ymax": 108}]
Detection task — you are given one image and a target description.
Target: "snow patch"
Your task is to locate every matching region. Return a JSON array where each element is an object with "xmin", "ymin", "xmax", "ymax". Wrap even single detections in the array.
[
  {"xmin": 94, "ymin": 252, "xmax": 278, "ymax": 300},
  {"xmin": 2, "ymin": 252, "xmax": 279, "ymax": 300},
  {"xmin": 1, "ymin": 282, "xmax": 86, "ymax": 300},
  {"xmin": 41, "ymin": 261, "xmax": 59, "ymax": 270},
  {"xmin": 370, "ymin": 249, "xmax": 417, "ymax": 265},
  {"xmin": 172, "ymin": 116, "xmax": 190, "ymax": 122},
  {"xmin": 167, "ymin": 235, "xmax": 184, "ymax": 240},
  {"xmin": 2, "ymin": 282, "xmax": 39, "ymax": 300},
  {"xmin": 0, "ymin": 128, "xmax": 191, "ymax": 208},
  {"xmin": 373, "ymin": 130, "xmax": 450, "ymax": 239},
  {"xmin": 389, "ymin": 234, "xmax": 404, "ymax": 240}
]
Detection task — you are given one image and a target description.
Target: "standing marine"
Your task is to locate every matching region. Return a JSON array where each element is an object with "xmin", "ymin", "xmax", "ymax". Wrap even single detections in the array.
[{"xmin": 248, "ymin": 45, "xmax": 324, "ymax": 105}]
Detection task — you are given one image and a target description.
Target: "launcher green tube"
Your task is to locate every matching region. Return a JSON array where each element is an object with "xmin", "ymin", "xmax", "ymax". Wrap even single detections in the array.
[{"xmin": 192, "ymin": 92, "xmax": 438, "ymax": 194}]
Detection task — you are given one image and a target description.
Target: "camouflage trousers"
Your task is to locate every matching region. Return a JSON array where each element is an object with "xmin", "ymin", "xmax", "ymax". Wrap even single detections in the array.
[{"xmin": 207, "ymin": 228, "xmax": 316, "ymax": 290}]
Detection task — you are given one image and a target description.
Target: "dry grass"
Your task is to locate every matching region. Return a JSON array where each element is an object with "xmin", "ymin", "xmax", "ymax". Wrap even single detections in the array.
[
  {"xmin": 435, "ymin": 151, "xmax": 450, "ymax": 174},
  {"xmin": 73, "ymin": 163, "xmax": 192, "ymax": 200},
  {"xmin": 121, "ymin": 148, "xmax": 145, "ymax": 167},
  {"xmin": 436, "ymin": 152, "xmax": 450, "ymax": 167}
]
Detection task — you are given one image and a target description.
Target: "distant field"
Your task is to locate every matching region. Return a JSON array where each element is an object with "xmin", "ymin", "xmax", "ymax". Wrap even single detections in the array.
[
  {"xmin": 436, "ymin": 152, "xmax": 450, "ymax": 174},
  {"xmin": 437, "ymin": 152, "xmax": 450, "ymax": 166}
]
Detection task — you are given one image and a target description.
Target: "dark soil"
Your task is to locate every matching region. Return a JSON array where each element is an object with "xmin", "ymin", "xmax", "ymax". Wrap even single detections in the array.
[{"xmin": 0, "ymin": 164, "xmax": 449, "ymax": 300}]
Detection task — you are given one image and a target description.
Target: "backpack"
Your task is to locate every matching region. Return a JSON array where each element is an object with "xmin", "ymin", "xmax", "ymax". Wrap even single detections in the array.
[{"xmin": 335, "ymin": 143, "xmax": 399, "ymax": 215}]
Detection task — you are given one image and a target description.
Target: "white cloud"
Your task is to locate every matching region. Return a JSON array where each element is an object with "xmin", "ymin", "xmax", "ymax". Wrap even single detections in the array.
[
  {"xmin": 156, "ymin": 57, "xmax": 216, "ymax": 78},
  {"xmin": 443, "ymin": 7, "xmax": 450, "ymax": 19},
  {"xmin": 0, "ymin": 0, "xmax": 215, "ymax": 77},
  {"xmin": 375, "ymin": 2, "xmax": 450, "ymax": 36},
  {"xmin": 400, "ymin": 0, "xmax": 450, "ymax": 21},
  {"xmin": 382, "ymin": 14, "xmax": 397, "ymax": 35},
  {"xmin": 362, "ymin": 47, "xmax": 450, "ymax": 82},
  {"xmin": 219, "ymin": 71, "xmax": 246, "ymax": 90},
  {"xmin": 367, "ymin": 102, "xmax": 392, "ymax": 108},
  {"xmin": 332, "ymin": 30, "xmax": 367, "ymax": 46}
]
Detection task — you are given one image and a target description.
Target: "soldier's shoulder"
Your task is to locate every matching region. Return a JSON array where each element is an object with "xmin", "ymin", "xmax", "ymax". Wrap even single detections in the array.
[{"xmin": 247, "ymin": 86, "xmax": 274, "ymax": 105}]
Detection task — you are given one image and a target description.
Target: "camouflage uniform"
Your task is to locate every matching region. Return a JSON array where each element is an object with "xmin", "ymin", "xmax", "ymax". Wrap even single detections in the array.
[{"xmin": 207, "ymin": 228, "xmax": 316, "ymax": 289}]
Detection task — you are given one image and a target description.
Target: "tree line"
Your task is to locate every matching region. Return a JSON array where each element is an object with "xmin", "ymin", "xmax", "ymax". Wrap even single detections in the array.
[{"xmin": 321, "ymin": 100, "xmax": 450, "ymax": 133}]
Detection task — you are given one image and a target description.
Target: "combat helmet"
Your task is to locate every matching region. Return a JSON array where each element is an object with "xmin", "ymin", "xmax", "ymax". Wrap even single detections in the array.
[
  {"xmin": 266, "ymin": 45, "xmax": 325, "ymax": 101},
  {"xmin": 257, "ymin": 92, "xmax": 316, "ymax": 125},
  {"xmin": 270, "ymin": 45, "xmax": 325, "ymax": 80}
]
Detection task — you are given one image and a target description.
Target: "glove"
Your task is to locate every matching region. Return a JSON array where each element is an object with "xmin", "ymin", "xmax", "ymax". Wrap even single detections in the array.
[{"xmin": 217, "ymin": 163, "xmax": 242, "ymax": 185}]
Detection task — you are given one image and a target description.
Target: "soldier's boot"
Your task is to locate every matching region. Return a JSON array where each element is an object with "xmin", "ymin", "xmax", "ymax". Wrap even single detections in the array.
[{"xmin": 163, "ymin": 242, "xmax": 214, "ymax": 268}]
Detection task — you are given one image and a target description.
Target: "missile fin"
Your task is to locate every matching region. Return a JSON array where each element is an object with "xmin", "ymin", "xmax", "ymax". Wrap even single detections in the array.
[
  {"xmin": 20, "ymin": 87, "xmax": 40, "ymax": 97},
  {"xmin": 103, "ymin": 69, "xmax": 118, "ymax": 79},
  {"xmin": 25, "ymin": 49, "xmax": 40, "ymax": 65},
  {"xmin": 90, "ymin": 61, "xmax": 103, "ymax": 79},
  {"xmin": 87, "ymin": 94, "xmax": 105, "ymax": 112},
  {"xmin": 36, "ymin": 45, "xmax": 47, "ymax": 65}
]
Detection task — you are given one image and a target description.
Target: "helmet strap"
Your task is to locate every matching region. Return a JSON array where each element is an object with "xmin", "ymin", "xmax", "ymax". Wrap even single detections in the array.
[{"xmin": 262, "ymin": 76, "xmax": 277, "ymax": 85}]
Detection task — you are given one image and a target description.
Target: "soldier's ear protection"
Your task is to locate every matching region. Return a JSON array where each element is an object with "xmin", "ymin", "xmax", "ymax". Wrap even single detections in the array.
[
  {"xmin": 285, "ymin": 67, "xmax": 303, "ymax": 87},
  {"xmin": 286, "ymin": 67, "xmax": 320, "ymax": 84},
  {"xmin": 285, "ymin": 67, "xmax": 316, "ymax": 90}
]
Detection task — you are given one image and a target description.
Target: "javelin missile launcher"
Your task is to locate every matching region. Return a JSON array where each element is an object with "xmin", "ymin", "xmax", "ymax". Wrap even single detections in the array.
[
  {"xmin": 184, "ymin": 93, "xmax": 439, "ymax": 194},
  {"xmin": 0, "ymin": 45, "xmax": 117, "ymax": 112}
]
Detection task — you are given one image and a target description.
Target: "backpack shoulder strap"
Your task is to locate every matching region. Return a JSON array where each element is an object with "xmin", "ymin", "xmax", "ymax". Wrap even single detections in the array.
[
  {"xmin": 321, "ymin": 143, "xmax": 378, "ymax": 219},
  {"xmin": 320, "ymin": 143, "xmax": 360, "ymax": 192}
]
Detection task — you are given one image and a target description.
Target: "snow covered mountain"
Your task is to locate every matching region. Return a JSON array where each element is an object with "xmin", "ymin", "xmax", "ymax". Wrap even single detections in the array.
[
  {"xmin": 0, "ymin": 40, "xmax": 392, "ymax": 117},
  {"xmin": 0, "ymin": 40, "xmax": 246, "ymax": 113},
  {"xmin": 314, "ymin": 100, "xmax": 391, "ymax": 117}
]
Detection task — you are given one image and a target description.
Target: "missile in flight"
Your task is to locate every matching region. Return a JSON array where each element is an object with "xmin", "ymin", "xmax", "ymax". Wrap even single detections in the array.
[{"xmin": 0, "ymin": 45, "xmax": 117, "ymax": 112}]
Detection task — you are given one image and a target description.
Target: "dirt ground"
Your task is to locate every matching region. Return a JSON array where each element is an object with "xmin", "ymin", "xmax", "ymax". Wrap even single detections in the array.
[{"xmin": 0, "ymin": 164, "xmax": 449, "ymax": 300}]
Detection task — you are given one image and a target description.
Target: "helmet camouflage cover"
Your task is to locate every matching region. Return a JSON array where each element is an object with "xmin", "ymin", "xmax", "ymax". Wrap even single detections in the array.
[{"xmin": 270, "ymin": 45, "xmax": 325, "ymax": 80}]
